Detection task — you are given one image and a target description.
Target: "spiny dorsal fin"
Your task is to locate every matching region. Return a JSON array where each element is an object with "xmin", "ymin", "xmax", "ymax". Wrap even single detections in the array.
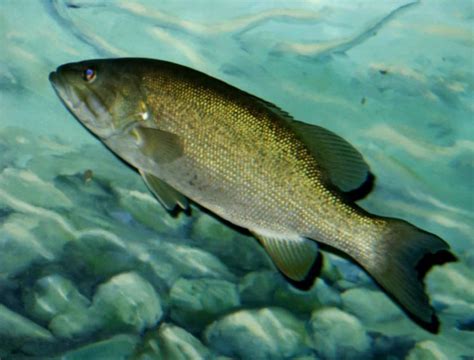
[
  {"xmin": 139, "ymin": 170, "xmax": 189, "ymax": 212},
  {"xmin": 255, "ymin": 98, "xmax": 373, "ymax": 197},
  {"xmin": 252, "ymin": 231, "xmax": 319, "ymax": 283},
  {"xmin": 133, "ymin": 125, "xmax": 183, "ymax": 164}
]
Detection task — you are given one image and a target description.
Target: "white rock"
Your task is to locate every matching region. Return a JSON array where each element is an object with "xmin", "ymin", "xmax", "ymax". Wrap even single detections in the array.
[
  {"xmin": 309, "ymin": 307, "xmax": 370, "ymax": 360},
  {"xmin": 24, "ymin": 274, "xmax": 90, "ymax": 322},
  {"xmin": 205, "ymin": 307, "xmax": 309, "ymax": 360},
  {"xmin": 0, "ymin": 214, "xmax": 72, "ymax": 277},
  {"xmin": 0, "ymin": 168, "xmax": 73, "ymax": 209},
  {"xmin": 146, "ymin": 242, "xmax": 235, "ymax": 287},
  {"xmin": 341, "ymin": 287, "xmax": 401, "ymax": 324},
  {"xmin": 428, "ymin": 263, "xmax": 474, "ymax": 303},
  {"xmin": 136, "ymin": 323, "xmax": 211, "ymax": 360},
  {"xmin": 406, "ymin": 340, "xmax": 449, "ymax": 360},
  {"xmin": 90, "ymin": 272, "xmax": 163, "ymax": 332}
]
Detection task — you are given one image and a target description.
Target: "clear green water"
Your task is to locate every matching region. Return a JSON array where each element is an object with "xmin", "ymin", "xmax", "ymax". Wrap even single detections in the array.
[{"xmin": 0, "ymin": 1, "xmax": 473, "ymax": 359}]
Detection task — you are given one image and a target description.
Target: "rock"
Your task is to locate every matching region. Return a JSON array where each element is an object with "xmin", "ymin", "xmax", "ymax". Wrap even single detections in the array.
[
  {"xmin": 205, "ymin": 307, "xmax": 309, "ymax": 360},
  {"xmin": 90, "ymin": 272, "xmax": 163, "ymax": 333},
  {"xmin": 146, "ymin": 242, "xmax": 236, "ymax": 287},
  {"xmin": 49, "ymin": 309, "xmax": 100, "ymax": 340},
  {"xmin": 190, "ymin": 212, "xmax": 271, "ymax": 274},
  {"xmin": 309, "ymin": 307, "xmax": 370, "ymax": 360},
  {"xmin": 0, "ymin": 168, "xmax": 73, "ymax": 209},
  {"xmin": 58, "ymin": 334, "xmax": 139, "ymax": 360},
  {"xmin": 319, "ymin": 254, "xmax": 343, "ymax": 285},
  {"xmin": 24, "ymin": 274, "xmax": 90, "ymax": 323},
  {"xmin": 135, "ymin": 323, "xmax": 211, "ymax": 360},
  {"xmin": 406, "ymin": 340, "xmax": 449, "ymax": 360},
  {"xmin": 0, "ymin": 303, "xmax": 55, "ymax": 353},
  {"xmin": 330, "ymin": 255, "xmax": 373, "ymax": 290},
  {"xmin": 274, "ymin": 278, "xmax": 341, "ymax": 314},
  {"xmin": 428, "ymin": 263, "xmax": 474, "ymax": 303},
  {"xmin": 239, "ymin": 270, "xmax": 280, "ymax": 306},
  {"xmin": 58, "ymin": 233, "xmax": 136, "ymax": 281},
  {"xmin": 0, "ymin": 213, "xmax": 73, "ymax": 278},
  {"xmin": 52, "ymin": 271, "xmax": 163, "ymax": 339},
  {"xmin": 341, "ymin": 287, "xmax": 401, "ymax": 324},
  {"xmin": 170, "ymin": 278, "xmax": 240, "ymax": 331},
  {"xmin": 115, "ymin": 186, "xmax": 190, "ymax": 234}
]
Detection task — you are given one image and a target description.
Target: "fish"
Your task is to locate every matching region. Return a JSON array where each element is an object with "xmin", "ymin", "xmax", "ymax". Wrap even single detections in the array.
[{"xmin": 49, "ymin": 58, "xmax": 454, "ymax": 332}]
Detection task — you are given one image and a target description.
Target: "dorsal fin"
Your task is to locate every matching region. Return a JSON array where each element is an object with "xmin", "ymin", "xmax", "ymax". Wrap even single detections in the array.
[{"xmin": 255, "ymin": 98, "xmax": 374, "ymax": 198}]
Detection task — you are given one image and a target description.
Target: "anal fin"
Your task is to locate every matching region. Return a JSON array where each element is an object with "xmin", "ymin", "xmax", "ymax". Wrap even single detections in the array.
[
  {"xmin": 252, "ymin": 231, "xmax": 320, "ymax": 289},
  {"xmin": 140, "ymin": 170, "xmax": 189, "ymax": 212}
]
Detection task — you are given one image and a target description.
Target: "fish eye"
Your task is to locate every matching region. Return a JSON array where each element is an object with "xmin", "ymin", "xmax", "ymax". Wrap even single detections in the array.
[{"xmin": 82, "ymin": 67, "xmax": 96, "ymax": 82}]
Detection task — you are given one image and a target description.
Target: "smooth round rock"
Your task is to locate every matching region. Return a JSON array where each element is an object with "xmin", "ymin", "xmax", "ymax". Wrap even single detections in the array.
[
  {"xmin": 309, "ymin": 307, "xmax": 370, "ymax": 360},
  {"xmin": 170, "ymin": 278, "xmax": 240, "ymax": 331},
  {"xmin": 406, "ymin": 340, "xmax": 449, "ymax": 360},
  {"xmin": 205, "ymin": 307, "xmax": 309, "ymax": 360},
  {"xmin": 341, "ymin": 287, "xmax": 401, "ymax": 324},
  {"xmin": 91, "ymin": 272, "xmax": 162, "ymax": 332}
]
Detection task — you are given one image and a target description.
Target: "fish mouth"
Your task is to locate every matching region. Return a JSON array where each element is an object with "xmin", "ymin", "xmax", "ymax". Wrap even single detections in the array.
[
  {"xmin": 49, "ymin": 71, "xmax": 82, "ymax": 110},
  {"xmin": 49, "ymin": 69, "xmax": 116, "ymax": 139}
]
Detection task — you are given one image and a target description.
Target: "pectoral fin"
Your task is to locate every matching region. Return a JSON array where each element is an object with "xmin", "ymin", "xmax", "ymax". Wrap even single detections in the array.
[
  {"xmin": 133, "ymin": 125, "xmax": 183, "ymax": 164},
  {"xmin": 140, "ymin": 170, "xmax": 189, "ymax": 212},
  {"xmin": 252, "ymin": 231, "xmax": 319, "ymax": 287}
]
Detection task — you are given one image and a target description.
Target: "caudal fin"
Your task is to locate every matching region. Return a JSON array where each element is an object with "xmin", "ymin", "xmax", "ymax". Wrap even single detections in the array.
[{"xmin": 363, "ymin": 219, "xmax": 455, "ymax": 333}]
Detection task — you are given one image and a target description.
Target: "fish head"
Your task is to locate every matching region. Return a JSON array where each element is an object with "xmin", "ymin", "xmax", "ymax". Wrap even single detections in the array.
[{"xmin": 49, "ymin": 59, "xmax": 147, "ymax": 139}]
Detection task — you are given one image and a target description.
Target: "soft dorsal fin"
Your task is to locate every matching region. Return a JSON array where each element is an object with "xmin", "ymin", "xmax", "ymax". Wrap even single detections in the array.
[
  {"xmin": 290, "ymin": 120, "xmax": 371, "ymax": 194},
  {"xmin": 133, "ymin": 125, "xmax": 183, "ymax": 164},
  {"xmin": 255, "ymin": 98, "xmax": 373, "ymax": 197},
  {"xmin": 252, "ymin": 230, "xmax": 319, "ymax": 285},
  {"xmin": 139, "ymin": 170, "xmax": 189, "ymax": 212}
]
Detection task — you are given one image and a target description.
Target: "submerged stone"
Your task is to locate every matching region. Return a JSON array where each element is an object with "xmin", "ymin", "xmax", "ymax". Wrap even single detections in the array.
[
  {"xmin": 24, "ymin": 274, "xmax": 90, "ymax": 323},
  {"xmin": 406, "ymin": 340, "xmax": 449, "ymax": 360},
  {"xmin": 90, "ymin": 272, "xmax": 163, "ymax": 333},
  {"xmin": 0, "ymin": 168, "xmax": 73, "ymax": 209},
  {"xmin": 274, "ymin": 278, "xmax": 341, "ymax": 314},
  {"xmin": 49, "ymin": 308, "xmax": 100, "ymax": 340},
  {"xmin": 135, "ymin": 323, "xmax": 211, "ymax": 360},
  {"xmin": 239, "ymin": 270, "xmax": 280, "ymax": 306},
  {"xmin": 115, "ymin": 186, "xmax": 190, "ymax": 234},
  {"xmin": 309, "ymin": 307, "xmax": 370, "ymax": 360},
  {"xmin": 147, "ymin": 242, "xmax": 236, "ymax": 287},
  {"xmin": 169, "ymin": 278, "xmax": 240, "ymax": 331},
  {"xmin": 341, "ymin": 287, "xmax": 401, "ymax": 324},
  {"xmin": 428, "ymin": 263, "xmax": 474, "ymax": 303},
  {"xmin": 57, "ymin": 334, "xmax": 139, "ymax": 360},
  {"xmin": 0, "ymin": 303, "xmax": 54, "ymax": 352},
  {"xmin": 190, "ymin": 212, "xmax": 272, "ymax": 274},
  {"xmin": 204, "ymin": 307, "xmax": 309, "ymax": 360},
  {"xmin": 0, "ymin": 213, "xmax": 73, "ymax": 278}
]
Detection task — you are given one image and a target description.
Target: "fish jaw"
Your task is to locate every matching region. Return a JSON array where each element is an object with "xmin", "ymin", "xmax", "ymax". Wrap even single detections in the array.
[{"xmin": 49, "ymin": 69, "xmax": 118, "ymax": 140}]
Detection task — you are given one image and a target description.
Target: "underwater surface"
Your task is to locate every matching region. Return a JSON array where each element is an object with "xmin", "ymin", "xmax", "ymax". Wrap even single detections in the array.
[{"xmin": 1, "ymin": 0, "xmax": 473, "ymax": 359}]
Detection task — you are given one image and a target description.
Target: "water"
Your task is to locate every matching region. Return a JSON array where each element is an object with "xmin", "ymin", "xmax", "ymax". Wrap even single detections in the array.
[{"xmin": 1, "ymin": 0, "xmax": 473, "ymax": 358}]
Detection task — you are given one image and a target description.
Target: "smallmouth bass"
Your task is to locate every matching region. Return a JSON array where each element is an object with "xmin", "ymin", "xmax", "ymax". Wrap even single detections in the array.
[{"xmin": 49, "ymin": 58, "xmax": 454, "ymax": 332}]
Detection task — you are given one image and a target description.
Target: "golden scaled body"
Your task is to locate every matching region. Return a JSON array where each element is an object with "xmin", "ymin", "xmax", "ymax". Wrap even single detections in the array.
[{"xmin": 50, "ymin": 58, "xmax": 452, "ymax": 332}]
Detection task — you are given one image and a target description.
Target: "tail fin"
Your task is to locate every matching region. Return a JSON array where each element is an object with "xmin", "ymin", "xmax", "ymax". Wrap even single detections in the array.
[{"xmin": 362, "ymin": 219, "xmax": 455, "ymax": 333}]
